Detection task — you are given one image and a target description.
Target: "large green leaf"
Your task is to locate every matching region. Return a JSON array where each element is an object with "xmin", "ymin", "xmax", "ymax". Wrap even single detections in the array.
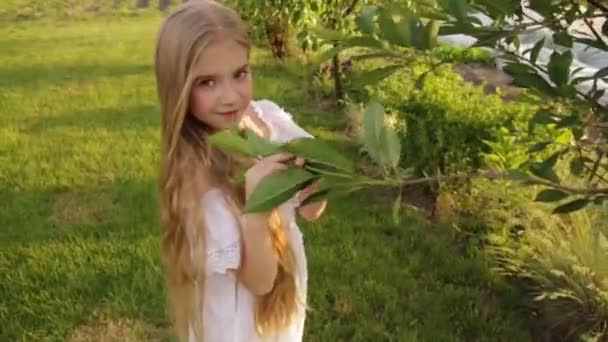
[
  {"xmin": 553, "ymin": 198, "xmax": 590, "ymax": 214},
  {"xmin": 553, "ymin": 32, "xmax": 573, "ymax": 48},
  {"xmin": 245, "ymin": 129, "xmax": 281, "ymax": 157},
  {"xmin": 343, "ymin": 36, "xmax": 384, "ymax": 49},
  {"xmin": 530, "ymin": 153, "xmax": 561, "ymax": 184},
  {"xmin": 362, "ymin": 100, "xmax": 401, "ymax": 169},
  {"xmin": 529, "ymin": 37, "xmax": 545, "ymax": 65},
  {"xmin": 423, "ymin": 20, "xmax": 440, "ymax": 50},
  {"xmin": 380, "ymin": 121, "xmax": 402, "ymax": 169},
  {"xmin": 244, "ymin": 167, "xmax": 317, "ymax": 213},
  {"xmin": 362, "ymin": 100, "xmax": 385, "ymax": 165},
  {"xmin": 547, "ymin": 51, "xmax": 572, "ymax": 88},
  {"xmin": 534, "ymin": 189, "xmax": 570, "ymax": 202},
  {"xmin": 208, "ymin": 131, "xmax": 255, "ymax": 157},
  {"xmin": 570, "ymin": 157, "xmax": 585, "ymax": 176},
  {"xmin": 353, "ymin": 65, "xmax": 402, "ymax": 86},
  {"xmin": 284, "ymin": 138, "xmax": 353, "ymax": 172},
  {"xmin": 442, "ymin": 0, "xmax": 469, "ymax": 21},
  {"xmin": 378, "ymin": 7, "xmax": 411, "ymax": 46},
  {"xmin": 355, "ymin": 5, "xmax": 378, "ymax": 34}
]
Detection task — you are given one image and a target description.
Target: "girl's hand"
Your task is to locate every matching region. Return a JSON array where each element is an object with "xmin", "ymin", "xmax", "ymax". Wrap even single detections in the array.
[
  {"xmin": 293, "ymin": 156, "xmax": 328, "ymax": 221},
  {"xmin": 244, "ymin": 153, "xmax": 293, "ymax": 201}
]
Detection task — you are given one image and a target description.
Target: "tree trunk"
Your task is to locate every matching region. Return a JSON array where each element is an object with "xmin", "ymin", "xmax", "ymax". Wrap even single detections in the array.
[
  {"xmin": 159, "ymin": 0, "xmax": 170, "ymax": 11},
  {"xmin": 332, "ymin": 52, "xmax": 344, "ymax": 103},
  {"xmin": 135, "ymin": 0, "xmax": 149, "ymax": 8},
  {"xmin": 264, "ymin": 19, "xmax": 291, "ymax": 59}
]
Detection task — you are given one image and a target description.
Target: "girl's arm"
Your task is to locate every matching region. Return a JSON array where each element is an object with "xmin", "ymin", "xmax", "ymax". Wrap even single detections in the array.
[
  {"xmin": 237, "ymin": 153, "xmax": 291, "ymax": 295},
  {"xmin": 238, "ymin": 212, "xmax": 278, "ymax": 295}
]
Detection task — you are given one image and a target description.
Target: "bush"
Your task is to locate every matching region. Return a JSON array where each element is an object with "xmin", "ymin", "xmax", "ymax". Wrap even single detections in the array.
[
  {"xmin": 450, "ymin": 177, "xmax": 608, "ymax": 341},
  {"xmin": 354, "ymin": 62, "xmax": 535, "ymax": 176}
]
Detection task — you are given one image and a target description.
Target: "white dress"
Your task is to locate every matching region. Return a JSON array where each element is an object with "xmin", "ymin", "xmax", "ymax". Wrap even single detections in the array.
[{"xmin": 189, "ymin": 100, "xmax": 313, "ymax": 342}]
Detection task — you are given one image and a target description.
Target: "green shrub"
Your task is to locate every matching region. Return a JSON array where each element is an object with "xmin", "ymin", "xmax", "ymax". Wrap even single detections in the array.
[
  {"xmin": 490, "ymin": 207, "xmax": 608, "ymax": 341},
  {"xmin": 355, "ymin": 62, "xmax": 535, "ymax": 176},
  {"xmin": 451, "ymin": 177, "xmax": 608, "ymax": 341},
  {"xmin": 432, "ymin": 44, "xmax": 495, "ymax": 65}
]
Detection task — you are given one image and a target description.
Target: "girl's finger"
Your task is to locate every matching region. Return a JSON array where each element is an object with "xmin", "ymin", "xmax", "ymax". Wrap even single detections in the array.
[
  {"xmin": 262, "ymin": 153, "xmax": 293, "ymax": 164},
  {"xmin": 295, "ymin": 156, "xmax": 305, "ymax": 167}
]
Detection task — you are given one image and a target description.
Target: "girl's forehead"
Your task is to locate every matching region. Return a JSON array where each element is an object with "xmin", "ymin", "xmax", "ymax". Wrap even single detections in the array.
[{"xmin": 191, "ymin": 39, "xmax": 249, "ymax": 74}]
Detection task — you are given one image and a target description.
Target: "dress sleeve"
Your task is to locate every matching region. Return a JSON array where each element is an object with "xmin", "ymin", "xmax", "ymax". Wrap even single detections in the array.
[{"xmin": 253, "ymin": 99, "xmax": 314, "ymax": 142}]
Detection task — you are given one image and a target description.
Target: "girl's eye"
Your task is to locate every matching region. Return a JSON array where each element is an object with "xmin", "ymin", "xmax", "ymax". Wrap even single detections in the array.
[
  {"xmin": 235, "ymin": 70, "xmax": 249, "ymax": 79},
  {"xmin": 198, "ymin": 79, "xmax": 215, "ymax": 88}
]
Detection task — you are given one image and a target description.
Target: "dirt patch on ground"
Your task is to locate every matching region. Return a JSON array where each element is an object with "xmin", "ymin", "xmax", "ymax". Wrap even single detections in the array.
[
  {"xmin": 49, "ymin": 191, "xmax": 113, "ymax": 228},
  {"xmin": 69, "ymin": 312, "xmax": 171, "ymax": 342},
  {"xmin": 452, "ymin": 63, "xmax": 525, "ymax": 101}
]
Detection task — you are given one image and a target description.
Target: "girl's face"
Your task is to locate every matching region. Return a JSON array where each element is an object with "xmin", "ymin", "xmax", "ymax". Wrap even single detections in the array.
[{"xmin": 189, "ymin": 38, "xmax": 252, "ymax": 131}]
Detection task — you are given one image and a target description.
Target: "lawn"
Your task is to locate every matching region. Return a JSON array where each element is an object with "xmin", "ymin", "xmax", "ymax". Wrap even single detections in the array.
[{"xmin": 0, "ymin": 12, "xmax": 531, "ymax": 341}]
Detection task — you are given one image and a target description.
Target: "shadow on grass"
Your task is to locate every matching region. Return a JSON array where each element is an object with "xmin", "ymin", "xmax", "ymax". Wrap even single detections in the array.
[
  {"xmin": 24, "ymin": 104, "xmax": 159, "ymax": 133},
  {"xmin": 0, "ymin": 177, "xmax": 170, "ymax": 341},
  {"xmin": 0, "ymin": 63, "xmax": 152, "ymax": 88}
]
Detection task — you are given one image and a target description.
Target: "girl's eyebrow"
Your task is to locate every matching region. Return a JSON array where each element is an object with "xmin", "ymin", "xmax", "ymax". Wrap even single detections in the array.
[{"xmin": 194, "ymin": 64, "xmax": 250, "ymax": 80}]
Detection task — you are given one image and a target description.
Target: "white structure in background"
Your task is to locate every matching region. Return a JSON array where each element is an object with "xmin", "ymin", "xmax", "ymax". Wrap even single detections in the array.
[{"xmin": 438, "ymin": 2, "xmax": 608, "ymax": 105}]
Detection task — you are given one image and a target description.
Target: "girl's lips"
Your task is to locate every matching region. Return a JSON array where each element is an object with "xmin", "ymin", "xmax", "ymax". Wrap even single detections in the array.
[{"xmin": 219, "ymin": 110, "xmax": 238, "ymax": 116}]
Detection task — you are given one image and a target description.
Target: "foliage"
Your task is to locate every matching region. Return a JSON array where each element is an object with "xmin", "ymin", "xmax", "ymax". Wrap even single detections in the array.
[
  {"xmin": 310, "ymin": 0, "xmax": 608, "ymax": 213},
  {"xmin": 0, "ymin": 14, "xmax": 534, "ymax": 341},
  {"xmin": 488, "ymin": 204, "xmax": 608, "ymax": 340}
]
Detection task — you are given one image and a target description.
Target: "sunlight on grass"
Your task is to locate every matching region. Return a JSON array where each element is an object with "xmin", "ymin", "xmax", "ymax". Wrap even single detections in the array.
[{"xmin": 0, "ymin": 11, "xmax": 532, "ymax": 341}]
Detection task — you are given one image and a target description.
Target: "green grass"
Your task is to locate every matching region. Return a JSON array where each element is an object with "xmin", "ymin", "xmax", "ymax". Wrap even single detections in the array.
[{"xmin": 1, "ymin": 12, "xmax": 531, "ymax": 341}]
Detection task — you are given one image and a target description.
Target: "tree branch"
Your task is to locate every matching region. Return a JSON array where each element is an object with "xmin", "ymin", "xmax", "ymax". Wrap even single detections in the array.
[{"xmin": 380, "ymin": 170, "xmax": 608, "ymax": 196}]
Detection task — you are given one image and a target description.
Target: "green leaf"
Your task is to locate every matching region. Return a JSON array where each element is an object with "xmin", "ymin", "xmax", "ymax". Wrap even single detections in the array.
[
  {"xmin": 529, "ymin": 109, "xmax": 559, "ymax": 131},
  {"xmin": 344, "ymin": 36, "xmax": 384, "ymax": 49},
  {"xmin": 448, "ymin": 0, "xmax": 469, "ymax": 21},
  {"xmin": 208, "ymin": 131, "xmax": 255, "ymax": 157},
  {"xmin": 355, "ymin": 5, "xmax": 378, "ymax": 34},
  {"xmin": 530, "ymin": 153, "xmax": 561, "ymax": 184},
  {"xmin": 381, "ymin": 122, "xmax": 402, "ymax": 169},
  {"xmin": 596, "ymin": 66, "xmax": 608, "ymax": 79},
  {"xmin": 284, "ymin": 138, "xmax": 353, "ymax": 172},
  {"xmin": 547, "ymin": 51, "xmax": 573, "ymax": 88},
  {"xmin": 245, "ymin": 129, "xmax": 281, "ymax": 157},
  {"xmin": 311, "ymin": 46, "xmax": 343, "ymax": 65},
  {"xmin": 354, "ymin": 65, "xmax": 402, "ymax": 86},
  {"xmin": 378, "ymin": 8, "xmax": 411, "ymax": 46},
  {"xmin": 424, "ymin": 20, "xmax": 440, "ymax": 50},
  {"xmin": 535, "ymin": 189, "xmax": 570, "ymax": 202},
  {"xmin": 361, "ymin": 100, "xmax": 401, "ymax": 169},
  {"xmin": 244, "ymin": 167, "xmax": 318, "ymax": 213},
  {"xmin": 530, "ymin": 37, "xmax": 545, "ymax": 65},
  {"xmin": 362, "ymin": 100, "xmax": 386, "ymax": 165},
  {"xmin": 305, "ymin": 161, "xmax": 353, "ymax": 178},
  {"xmin": 555, "ymin": 115, "xmax": 579, "ymax": 129},
  {"xmin": 528, "ymin": 141, "xmax": 551, "ymax": 153},
  {"xmin": 553, "ymin": 32, "xmax": 573, "ymax": 48},
  {"xmin": 473, "ymin": 29, "xmax": 516, "ymax": 48},
  {"xmin": 506, "ymin": 67, "xmax": 557, "ymax": 96},
  {"xmin": 552, "ymin": 198, "xmax": 591, "ymax": 214},
  {"xmin": 310, "ymin": 26, "xmax": 347, "ymax": 42},
  {"xmin": 570, "ymin": 157, "xmax": 585, "ymax": 176}
]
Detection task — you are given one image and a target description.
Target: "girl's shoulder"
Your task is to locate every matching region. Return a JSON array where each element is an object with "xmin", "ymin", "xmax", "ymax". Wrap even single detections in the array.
[
  {"xmin": 250, "ymin": 99, "xmax": 313, "ymax": 141},
  {"xmin": 251, "ymin": 99, "xmax": 293, "ymax": 122}
]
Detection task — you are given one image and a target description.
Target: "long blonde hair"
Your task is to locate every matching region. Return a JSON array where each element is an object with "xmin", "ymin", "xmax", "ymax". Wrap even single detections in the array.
[{"xmin": 153, "ymin": 1, "xmax": 298, "ymax": 340}]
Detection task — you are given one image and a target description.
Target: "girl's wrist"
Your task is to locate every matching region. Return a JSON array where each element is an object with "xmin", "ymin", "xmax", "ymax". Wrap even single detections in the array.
[{"xmin": 241, "ymin": 212, "xmax": 271, "ymax": 228}]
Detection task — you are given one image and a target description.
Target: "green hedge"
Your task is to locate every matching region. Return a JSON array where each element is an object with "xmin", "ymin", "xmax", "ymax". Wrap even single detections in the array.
[{"xmin": 354, "ymin": 62, "xmax": 535, "ymax": 176}]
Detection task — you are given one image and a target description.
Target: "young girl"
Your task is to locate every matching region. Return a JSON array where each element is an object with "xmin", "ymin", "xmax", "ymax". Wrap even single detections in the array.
[{"xmin": 153, "ymin": 1, "xmax": 327, "ymax": 341}]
